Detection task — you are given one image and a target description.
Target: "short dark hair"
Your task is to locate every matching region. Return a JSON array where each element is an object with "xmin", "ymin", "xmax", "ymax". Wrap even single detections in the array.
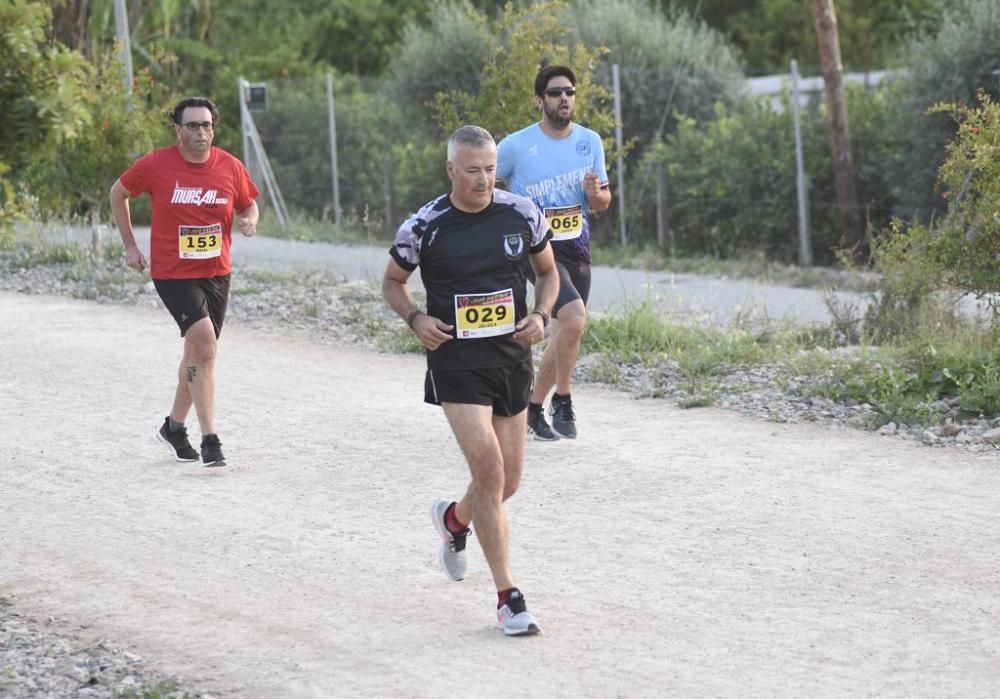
[
  {"xmin": 534, "ymin": 65, "xmax": 576, "ymax": 96},
  {"xmin": 447, "ymin": 125, "xmax": 495, "ymax": 161},
  {"xmin": 169, "ymin": 97, "xmax": 219, "ymax": 126}
]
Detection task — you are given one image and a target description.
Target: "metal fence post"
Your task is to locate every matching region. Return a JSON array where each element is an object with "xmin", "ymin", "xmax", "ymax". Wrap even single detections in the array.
[
  {"xmin": 326, "ymin": 73, "xmax": 342, "ymax": 228},
  {"xmin": 612, "ymin": 64, "xmax": 626, "ymax": 246},
  {"xmin": 791, "ymin": 60, "xmax": 813, "ymax": 266}
]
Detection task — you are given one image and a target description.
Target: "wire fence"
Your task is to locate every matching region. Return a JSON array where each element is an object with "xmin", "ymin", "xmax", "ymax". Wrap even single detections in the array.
[{"xmin": 241, "ymin": 65, "xmax": 941, "ymax": 263}]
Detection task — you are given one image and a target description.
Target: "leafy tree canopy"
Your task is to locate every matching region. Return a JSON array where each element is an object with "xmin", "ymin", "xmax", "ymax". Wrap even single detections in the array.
[{"xmin": 668, "ymin": 0, "xmax": 957, "ymax": 73}]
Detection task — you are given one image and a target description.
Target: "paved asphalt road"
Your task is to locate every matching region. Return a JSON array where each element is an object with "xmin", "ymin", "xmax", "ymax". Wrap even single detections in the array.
[{"xmin": 65, "ymin": 225, "xmax": 868, "ymax": 325}]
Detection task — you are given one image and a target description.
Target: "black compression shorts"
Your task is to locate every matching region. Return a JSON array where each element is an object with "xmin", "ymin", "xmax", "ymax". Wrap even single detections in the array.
[
  {"xmin": 529, "ymin": 260, "xmax": 591, "ymax": 318},
  {"xmin": 153, "ymin": 275, "xmax": 230, "ymax": 338}
]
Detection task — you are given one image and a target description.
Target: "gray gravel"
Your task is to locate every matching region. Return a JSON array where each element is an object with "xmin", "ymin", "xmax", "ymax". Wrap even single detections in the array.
[
  {"xmin": 0, "ymin": 598, "xmax": 201, "ymax": 699},
  {"xmin": 1, "ymin": 243, "xmax": 997, "ymax": 697}
]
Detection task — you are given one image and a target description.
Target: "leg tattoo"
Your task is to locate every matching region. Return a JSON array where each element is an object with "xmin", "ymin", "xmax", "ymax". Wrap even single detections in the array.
[{"xmin": 186, "ymin": 365, "xmax": 198, "ymax": 382}]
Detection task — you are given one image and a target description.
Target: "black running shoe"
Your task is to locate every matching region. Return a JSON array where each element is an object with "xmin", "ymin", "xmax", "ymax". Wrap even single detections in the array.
[
  {"xmin": 200, "ymin": 433, "xmax": 226, "ymax": 467},
  {"xmin": 156, "ymin": 418, "xmax": 199, "ymax": 462},
  {"xmin": 527, "ymin": 404, "xmax": 559, "ymax": 441},
  {"xmin": 550, "ymin": 394, "xmax": 577, "ymax": 439}
]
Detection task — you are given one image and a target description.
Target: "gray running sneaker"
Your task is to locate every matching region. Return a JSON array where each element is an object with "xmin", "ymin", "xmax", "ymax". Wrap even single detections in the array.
[
  {"xmin": 431, "ymin": 498, "xmax": 469, "ymax": 581},
  {"xmin": 527, "ymin": 404, "xmax": 559, "ymax": 441},
  {"xmin": 496, "ymin": 589, "xmax": 540, "ymax": 636},
  {"xmin": 156, "ymin": 418, "xmax": 198, "ymax": 462},
  {"xmin": 200, "ymin": 433, "xmax": 226, "ymax": 467},
  {"xmin": 550, "ymin": 394, "xmax": 577, "ymax": 439}
]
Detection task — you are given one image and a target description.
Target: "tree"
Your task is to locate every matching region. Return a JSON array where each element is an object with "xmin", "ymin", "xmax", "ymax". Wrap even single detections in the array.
[
  {"xmin": 433, "ymin": 0, "xmax": 614, "ymax": 143},
  {"xmin": 812, "ymin": 0, "xmax": 862, "ymax": 256},
  {"xmin": 890, "ymin": 0, "xmax": 1000, "ymax": 222},
  {"xmin": 668, "ymin": 0, "xmax": 957, "ymax": 73},
  {"xmin": 569, "ymin": 0, "xmax": 744, "ymax": 150},
  {"xmin": 24, "ymin": 50, "xmax": 167, "ymax": 226},
  {"xmin": 1, "ymin": 0, "xmax": 92, "ymax": 235}
]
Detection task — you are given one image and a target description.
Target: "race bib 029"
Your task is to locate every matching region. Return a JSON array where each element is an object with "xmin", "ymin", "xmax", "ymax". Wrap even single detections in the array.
[
  {"xmin": 454, "ymin": 289, "xmax": 516, "ymax": 339},
  {"xmin": 544, "ymin": 204, "xmax": 584, "ymax": 241},
  {"xmin": 178, "ymin": 223, "xmax": 223, "ymax": 259}
]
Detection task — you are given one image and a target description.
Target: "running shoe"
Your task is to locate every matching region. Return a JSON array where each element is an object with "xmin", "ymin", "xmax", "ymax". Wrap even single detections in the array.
[
  {"xmin": 431, "ymin": 498, "xmax": 469, "ymax": 581},
  {"xmin": 527, "ymin": 404, "xmax": 559, "ymax": 441},
  {"xmin": 550, "ymin": 394, "xmax": 577, "ymax": 439},
  {"xmin": 496, "ymin": 589, "xmax": 540, "ymax": 636},
  {"xmin": 156, "ymin": 417, "xmax": 199, "ymax": 462},
  {"xmin": 200, "ymin": 433, "xmax": 226, "ymax": 467}
]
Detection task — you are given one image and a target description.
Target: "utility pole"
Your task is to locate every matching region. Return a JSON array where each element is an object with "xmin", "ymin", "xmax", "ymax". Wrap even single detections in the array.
[
  {"xmin": 112, "ymin": 0, "xmax": 134, "ymax": 93},
  {"xmin": 812, "ymin": 0, "xmax": 863, "ymax": 259},
  {"xmin": 790, "ymin": 60, "xmax": 812, "ymax": 266}
]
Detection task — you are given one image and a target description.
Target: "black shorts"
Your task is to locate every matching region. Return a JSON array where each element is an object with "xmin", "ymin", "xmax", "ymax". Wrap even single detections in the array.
[
  {"xmin": 529, "ymin": 260, "xmax": 592, "ymax": 318},
  {"xmin": 424, "ymin": 360, "xmax": 533, "ymax": 417},
  {"xmin": 153, "ymin": 275, "xmax": 230, "ymax": 338}
]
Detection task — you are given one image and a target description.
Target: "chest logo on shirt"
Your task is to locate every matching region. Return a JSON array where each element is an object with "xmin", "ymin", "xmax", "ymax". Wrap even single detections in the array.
[
  {"xmin": 171, "ymin": 182, "xmax": 229, "ymax": 207},
  {"xmin": 503, "ymin": 233, "xmax": 525, "ymax": 260},
  {"xmin": 576, "ymin": 140, "xmax": 591, "ymax": 157}
]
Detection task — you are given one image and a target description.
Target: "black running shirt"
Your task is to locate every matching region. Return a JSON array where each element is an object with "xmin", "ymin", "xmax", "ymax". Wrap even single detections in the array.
[{"xmin": 390, "ymin": 189, "xmax": 552, "ymax": 370}]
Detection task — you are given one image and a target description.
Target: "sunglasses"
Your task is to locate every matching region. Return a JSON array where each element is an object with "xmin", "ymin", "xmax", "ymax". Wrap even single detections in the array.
[{"xmin": 543, "ymin": 87, "xmax": 576, "ymax": 98}]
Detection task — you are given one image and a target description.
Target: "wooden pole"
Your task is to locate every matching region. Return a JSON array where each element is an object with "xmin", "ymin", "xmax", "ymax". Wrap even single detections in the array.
[{"xmin": 811, "ymin": 0, "xmax": 863, "ymax": 259}]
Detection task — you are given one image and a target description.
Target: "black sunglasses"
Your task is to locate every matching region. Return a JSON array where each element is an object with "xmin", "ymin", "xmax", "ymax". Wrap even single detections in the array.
[{"xmin": 543, "ymin": 87, "xmax": 576, "ymax": 98}]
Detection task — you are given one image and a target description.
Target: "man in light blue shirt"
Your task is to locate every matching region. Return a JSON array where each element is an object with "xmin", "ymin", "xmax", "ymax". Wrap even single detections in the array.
[{"xmin": 497, "ymin": 65, "xmax": 612, "ymax": 441}]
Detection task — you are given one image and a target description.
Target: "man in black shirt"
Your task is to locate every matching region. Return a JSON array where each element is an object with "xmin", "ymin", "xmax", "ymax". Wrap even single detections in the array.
[{"xmin": 383, "ymin": 125, "xmax": 558, "ymax": 636}]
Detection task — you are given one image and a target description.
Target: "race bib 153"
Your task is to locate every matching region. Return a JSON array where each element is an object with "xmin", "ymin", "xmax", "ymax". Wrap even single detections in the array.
[{"xmin": 178, "ymin": 223, "xmax": 223, "ymax": 259}]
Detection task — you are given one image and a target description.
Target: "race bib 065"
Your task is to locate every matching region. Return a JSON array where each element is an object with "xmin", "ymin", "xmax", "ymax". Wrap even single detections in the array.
[{"xmin": 544, "ymin": 204, "xmax": 584, "ymax": 241}]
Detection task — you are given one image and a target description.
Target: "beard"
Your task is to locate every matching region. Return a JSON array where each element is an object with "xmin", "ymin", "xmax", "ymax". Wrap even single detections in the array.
[{"xmin": 543, "ymin": 103, "xmax": 572, "ymax": 129}]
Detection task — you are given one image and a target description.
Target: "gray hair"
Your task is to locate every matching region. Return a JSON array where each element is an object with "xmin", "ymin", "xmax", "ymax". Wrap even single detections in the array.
[{"xmin": 446, "ymin": 125, "xmax": 495, "ymax": 161}]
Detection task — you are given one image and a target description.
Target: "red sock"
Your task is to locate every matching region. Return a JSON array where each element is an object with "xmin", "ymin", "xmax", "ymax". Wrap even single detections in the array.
[
  {"xmin": 497, "ymin": 587, "xmax": 517, "ymax": 606},
  {"xmin": 444, "ymin": 502, "xmax": 468, "ymax": 534}
]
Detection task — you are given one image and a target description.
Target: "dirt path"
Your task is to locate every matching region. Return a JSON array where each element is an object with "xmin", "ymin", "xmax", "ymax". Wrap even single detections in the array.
[{"xmin": 1, "ymin": 292, "xmax": 998, "ymax": 698}]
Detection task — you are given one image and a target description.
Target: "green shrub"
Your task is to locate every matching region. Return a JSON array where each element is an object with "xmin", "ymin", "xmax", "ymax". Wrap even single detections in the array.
[
  {"xmin": 384, "ymin": 1, "xmax": 493, "ymax": 138},
  {"xmin": 630, "ymin": 82, "xmax": 903, "ymax": 264},
  {"xmin": 24, "ymin": 51, "xmax": 167, "ymax": 225},
  {"xmin": 569, "ymin": 0, "xmax": 744, "ymax": 147},
  {"xmin": 889, "ymin": 0, "xmax": 1000, "ymax": 220},
  {"xmin": 870, "ymin": 91, "xmax": 1000, "ymax": 339}
]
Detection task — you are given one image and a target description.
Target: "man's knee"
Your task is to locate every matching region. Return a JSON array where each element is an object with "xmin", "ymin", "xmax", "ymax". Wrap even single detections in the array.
[
  {"xmin": 470, "ymin": 460, "xmax": 506, "ymax": 500},
  {"xmin": 555, "ymin": 303, "xmax": 587, "ymax": 339},
  {"xmin": 184, "ymin": 322, "xmax": 217, "ymax": 366},
  {"xmin": 502, "ymin": 475, "xmax": 521, "ymax": 501}
]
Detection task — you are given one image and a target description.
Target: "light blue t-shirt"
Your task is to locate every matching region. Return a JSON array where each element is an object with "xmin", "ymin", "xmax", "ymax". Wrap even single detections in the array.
[{"xmin": 497, "ymin": 123, "xmax": 608, "ymax": 264}]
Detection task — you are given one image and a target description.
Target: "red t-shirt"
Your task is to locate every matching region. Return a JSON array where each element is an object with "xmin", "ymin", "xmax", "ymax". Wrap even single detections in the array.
[{"xmin": 119, "ymin": 145, "xmax": 260, "ymax": 280}]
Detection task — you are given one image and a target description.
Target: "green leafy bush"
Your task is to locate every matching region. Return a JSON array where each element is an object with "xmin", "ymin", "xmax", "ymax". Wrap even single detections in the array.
[
  {"xmin": 871, "ymin": 91, "xmax": 1000, "ymax": 336},
  {"xmin": 632, "ymin": 83, "xmax": 902, "ymax": 264},
  {"xmin": 569, "ymin": 0, "xmax": 744, "ymax": 148},
  {"xmin": 24, "ymin": 51, "xmax": 167, "ymax": 225},
  {"xmin": 889, "ymin": 0, "xmax": 1000, "ymax": 220}
]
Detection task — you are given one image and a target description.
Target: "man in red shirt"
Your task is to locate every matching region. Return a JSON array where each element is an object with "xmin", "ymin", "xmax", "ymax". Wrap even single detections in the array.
[{"xmin": 110, "ymin": 96, "xmax": 260, "ymax": 467}]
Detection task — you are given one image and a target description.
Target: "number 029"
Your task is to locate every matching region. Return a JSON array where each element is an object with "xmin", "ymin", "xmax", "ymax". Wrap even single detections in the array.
[{"xmin": 464, "ymin": 305, "xmax": 507, "ymax": 324}]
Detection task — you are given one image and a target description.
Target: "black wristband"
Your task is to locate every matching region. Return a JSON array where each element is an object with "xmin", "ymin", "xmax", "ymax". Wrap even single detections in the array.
[
  {"xmin": 405, "ymin": 309, "xmax": 423, "ymax": 329},
  {"xmin": 531, "ymin": 308, "xmax": 549, "ymax": 327}
]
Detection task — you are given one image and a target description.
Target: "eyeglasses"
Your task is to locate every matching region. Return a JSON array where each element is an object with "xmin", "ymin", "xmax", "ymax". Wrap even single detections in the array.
[
  {"xmin": 543, "ymin": 87, "xmax": 576, "ymax": 98},
  {"xmin": 181, "ymin": 121, "xmax": 215, "ymax": 132}
]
